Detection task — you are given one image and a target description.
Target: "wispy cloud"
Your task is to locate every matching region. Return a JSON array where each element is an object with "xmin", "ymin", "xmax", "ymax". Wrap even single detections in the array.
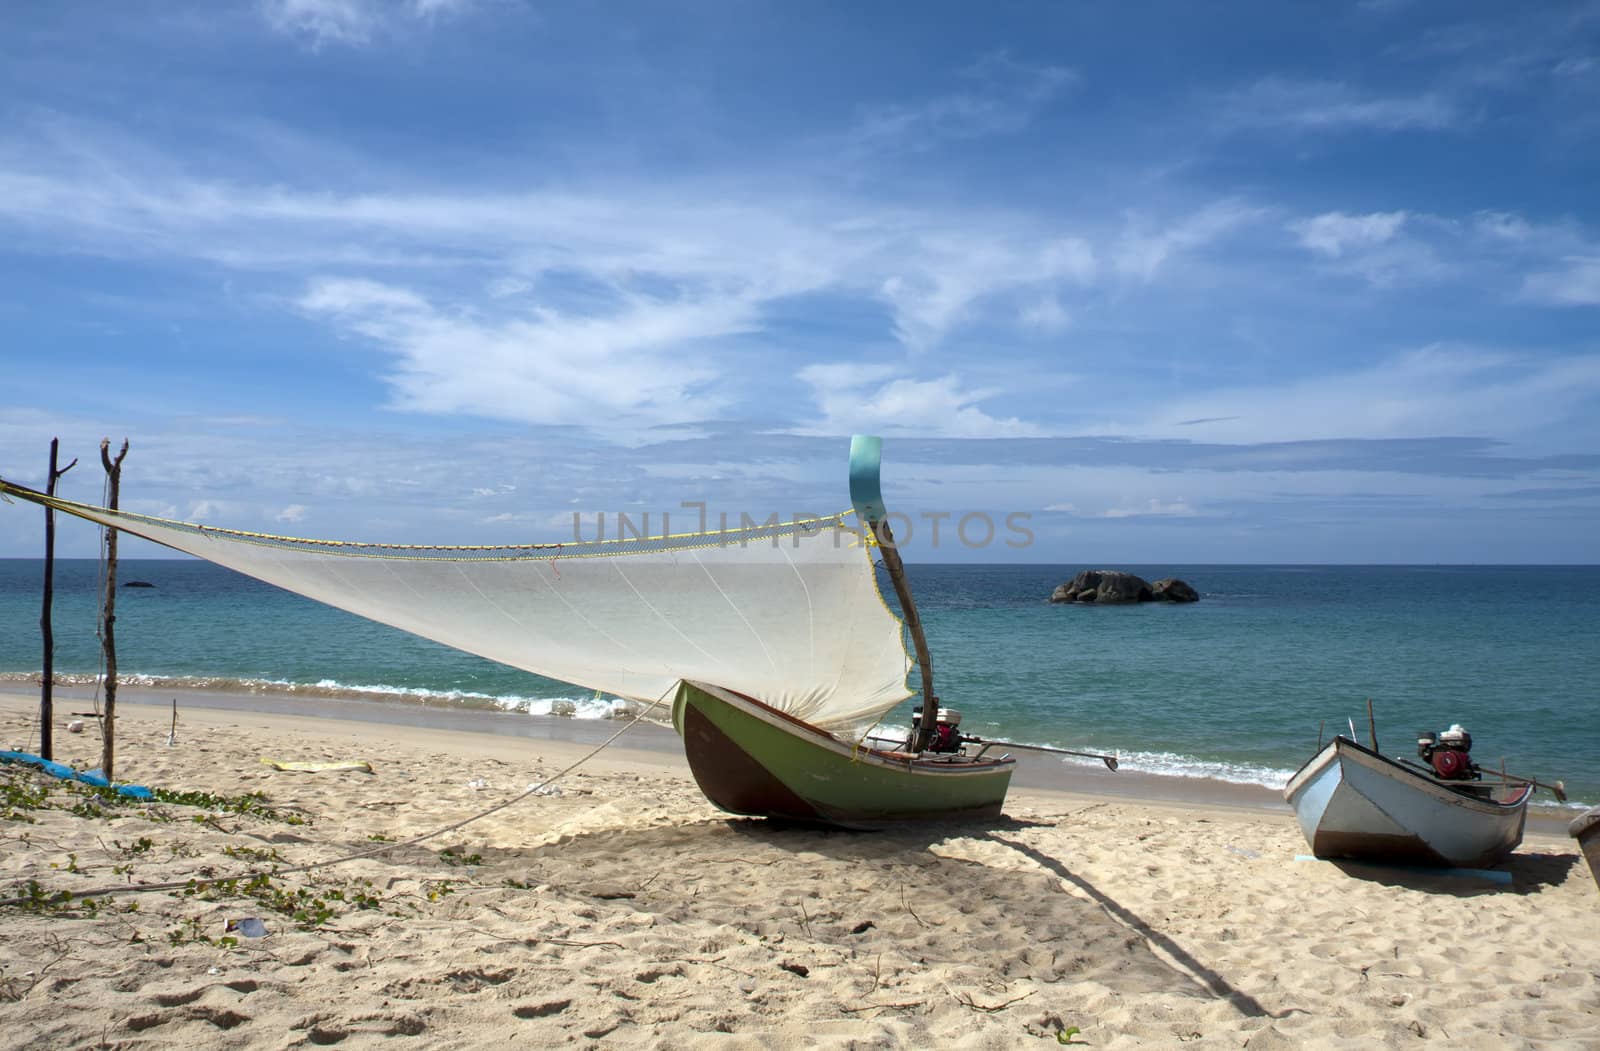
[
  {"xmin": 298, "ymin": 277, "xmax": 738, "ymax": 428},
  {"xmin": 1292, "ymin": 211, "xmax": 1408, "ymax": 257},
  {"xmin": 0, "ymin": 120, "xmax": 1157, "ymax": 364},
  {"xmin": 1125, "ymin": 346, "xmax": 1600, "ymax": 444},
  {"xmin": 1219, "ymin": 76, "xmax": 1461, "ymax": 132},
  {"xmin": 1114, "ymin": 200, "xmax": 1262, "ymax": 280},
  {"xmin": 1520, "ymin": 257, "xmax": 1600, "ymax": 305},
  {"xmin": 796, "ymin": 364, "xmax": 1041, "ymax": 438},
  {"xmin": 1287, "ymin": 210, "xmax": 1457, "ymax": 287},
  {"xmin": 1047, "ymin": 497, "xmax": 1200, "ymax": 519},
  {"xmin": 261, "ymin": 0, "xmax": 473, "ymax": 47},
  {"xmin": 847, "ymin": 52, "xmax": 1077, "ymax": 151}
]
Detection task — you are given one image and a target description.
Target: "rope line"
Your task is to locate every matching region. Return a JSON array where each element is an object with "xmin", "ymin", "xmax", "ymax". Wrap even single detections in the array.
[{"xmin": 0, "ymin": 479, "xmax": 859, "ymax": 561}]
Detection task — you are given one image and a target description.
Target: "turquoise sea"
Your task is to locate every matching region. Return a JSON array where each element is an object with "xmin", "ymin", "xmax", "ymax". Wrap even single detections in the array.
[{"xmin": 1, "ymin": 559, "xmax": 1596, "ymax": 806}]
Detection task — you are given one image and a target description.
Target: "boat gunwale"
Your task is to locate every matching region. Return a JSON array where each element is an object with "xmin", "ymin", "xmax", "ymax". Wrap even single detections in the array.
[
  {"xmin": 1285, "ymin": 736, "xmax": 1534, "ymax": 813},
  {"xmin": 681, "ymin": 680, "xmax": 1016, "ymax": 778}
]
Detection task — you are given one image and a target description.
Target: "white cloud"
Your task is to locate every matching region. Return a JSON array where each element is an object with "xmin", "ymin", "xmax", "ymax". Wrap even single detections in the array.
[
  {"xmin": 1123, "ymin": 346, "xmax": 1600, "ymax": 444},
  {"xmin": 276, "ymin": 504, "xmax": 308, "ymax": 523},
  {"xmin": 1045, "ymin": 497, "xmax": 1198, "ymax": 519},
  {"xmin": 1114, "ymin": 200, "xmax": 1260, "ymax": 280},
  {"xmin": 1292, "ymin": 211, "xmax": 1408, "ymax": 257},
  {"xmin": 262, "ymin": 0, "xmax": 472, "ymax": 47},
  {"xmin": 1294, "ymin": 214, "xmax": 1449, "ymax": 288},
  {"xmin": 797, "ymin": 364, "xmax": 1040, "ymax": 438},
  {"xmin": 0, "ymin": 127, "xmax": 1123, "ymax": 357},
  {"xmin": 1520, "ymin": 257, "xmax": 1600, "ymax": 305},
  {"xmin": 298, "ymin": 278, "xmax": 738, "ymax": 429},
  {"xmin": 848, "ymin": 53, "xmax": 1078, "ymax": 150},
  {"xmin": 877, "ymin": 232, "xmax": 1095, "ymax": 349},
  {"xmin": 1020, "ymin": 296, "xmax": 1071, "ymax": 332},
  {"xmin": 1102, "ymin": 498, "xmax": 1196, "ymax": 519},
  {"xmin": 1220, "ymin": 77, "xmax": 1460, "ymax": 132}
]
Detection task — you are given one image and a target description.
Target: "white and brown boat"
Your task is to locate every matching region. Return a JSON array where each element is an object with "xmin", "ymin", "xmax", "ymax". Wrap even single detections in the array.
[{"xmin": 1285, "ymin": 727, "xmax": 1537, "ymax": 869}]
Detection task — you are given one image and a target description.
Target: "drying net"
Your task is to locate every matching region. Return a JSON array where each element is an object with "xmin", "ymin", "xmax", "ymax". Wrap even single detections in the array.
[{"xmin": 0, "ymin": 481, "xmax": 913, "ymax": 736}]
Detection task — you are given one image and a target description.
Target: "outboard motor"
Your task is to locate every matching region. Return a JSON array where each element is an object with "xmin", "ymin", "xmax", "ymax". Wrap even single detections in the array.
[
  {"xmin": 912, "ymin": 705, "xmax": 966, "ymax": 753},
  {"xmin": 1417, "ymin": 724, "xmax": 1479, "ymax": 780}
]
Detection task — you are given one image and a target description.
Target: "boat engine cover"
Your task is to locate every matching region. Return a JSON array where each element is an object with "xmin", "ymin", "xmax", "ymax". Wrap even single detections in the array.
[{"xmin": 1430, "ymin": 747, "xmax": 1472, "ymax": 779}]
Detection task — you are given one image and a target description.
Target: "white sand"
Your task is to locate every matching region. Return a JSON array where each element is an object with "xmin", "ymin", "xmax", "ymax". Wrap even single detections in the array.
[{"xmin": 1, "ymin": 691, "xmax": 1596, "ymax": 1048}]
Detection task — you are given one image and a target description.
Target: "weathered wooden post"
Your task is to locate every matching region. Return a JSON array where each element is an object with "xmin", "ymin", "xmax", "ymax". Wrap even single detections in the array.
[
  {"xmin": 98, "ymin": 438, "xmax": 128, "ymax": 780},
  {"xmin": 38, "ymin": 438, "xmax": 77, "ymax": 761}
]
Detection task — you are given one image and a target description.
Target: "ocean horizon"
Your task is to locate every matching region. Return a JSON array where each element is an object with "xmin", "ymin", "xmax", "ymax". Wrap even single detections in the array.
[{"xmin": 2, "ymin": 558, "xmax": 1595, "ymax": 806}]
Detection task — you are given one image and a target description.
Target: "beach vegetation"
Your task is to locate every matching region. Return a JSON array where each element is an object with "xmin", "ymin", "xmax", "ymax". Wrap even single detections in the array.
[
  {"xmin": 438, "ymin": 848, "xmax": 482, "ymax": 867},
  {"xmin": 1, "ymin": 774, "xmax": 48, "ymax": 821},
  {"xmin": 8, "ymin": 878, "xmax": 115, "ymax": 918},
  {"xmin": 167, "ymin": 916, "xmax": 236, "ymax": 948},
  {"xmin": 0, "ymin": 771, "xmax": 310, "ymax": 828},
  {"xmin": 220, "ymin": 843, "xmax": 284, "ymax": 864},
  {"xmin": 176, "ymin": 872, "xmax": 387, "ymax": 932}
]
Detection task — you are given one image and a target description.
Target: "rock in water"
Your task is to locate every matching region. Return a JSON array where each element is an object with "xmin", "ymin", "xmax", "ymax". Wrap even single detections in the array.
[
  {"xmin": 1050, "ymin": 571, "xmax": 1199, "ymax": 604},
  {"xmin": 1151, "ymin": 578, "xmax": 1199, "ymax": 603},
  {"xmin": 1049, "ymin": 569, "xmax": 1153, "ymax": 604}
]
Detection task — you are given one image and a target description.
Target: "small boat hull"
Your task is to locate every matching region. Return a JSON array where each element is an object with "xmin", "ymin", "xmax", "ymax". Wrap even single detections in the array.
[
  {"xmin": 672, "ymin": 681, "xmax": 1015, "ymax": 827},
  {"xmin": 1571, "ymin": 807, "xmax": 1600, "ymax": 894},
  {"xmin": 1284, "ymin": 737, "xmax": 1531, "ymax": 868}
]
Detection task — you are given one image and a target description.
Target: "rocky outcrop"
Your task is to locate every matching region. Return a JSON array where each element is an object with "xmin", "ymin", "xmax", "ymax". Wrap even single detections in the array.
[
  {"xmin": 1151, "ymin": 578, "xmax": 1198, "ymax": 603},
  {"xmin": 1050, "ymin": 570, "xmax": 1199, "ymax": 604}
]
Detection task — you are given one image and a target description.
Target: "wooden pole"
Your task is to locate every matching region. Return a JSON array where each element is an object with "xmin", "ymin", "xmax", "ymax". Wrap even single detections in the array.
[
  {"xmin": 874, "ymin": 519, "xmax": 937, "ymax": 752},
  {"xmin": 39, "ymin": 439, "xmax": 77, "ymax": 761},
  {"xmin": 98, "ymin": 438, "xmax": 128, "ymax": 780},
  {"xmin": 1366, "ymin": 697, "xmax": 1379, "ymax": 755}
]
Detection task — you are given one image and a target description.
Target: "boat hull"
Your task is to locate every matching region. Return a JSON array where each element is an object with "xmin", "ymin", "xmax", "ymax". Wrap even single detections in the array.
[
  {"xmin": 672, "ymin": 681, "xmax": 1014, "ymax": 827},
  {"xmin": 1284, "ymin": 737, "xmax": 1531, "ymax": 868},
  {"xmin": 1571, "ymin": 807, "xmax": 1600, "ymax": 894}
]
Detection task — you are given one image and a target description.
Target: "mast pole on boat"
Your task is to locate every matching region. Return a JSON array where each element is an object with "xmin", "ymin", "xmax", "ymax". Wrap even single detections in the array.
[{"xmin": 849, "ymin": 436, "xmax": 938, "ymax": 753}]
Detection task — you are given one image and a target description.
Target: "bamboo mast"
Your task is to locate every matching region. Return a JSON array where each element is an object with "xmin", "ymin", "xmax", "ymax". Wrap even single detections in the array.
[
  {"xmin": 38, "ymin": 439, "xmax": 77, "ymax": 761},
  {"xmin": 848, "ymin": 435, "xmax": 939, "ymax": 753},
  {"xmin": 98, "ymin": 438, "xmax": 128, "ymax": 780},
  {"xmin": 873, "ymin": 519, "xmax": 938, "ymax": 752}
]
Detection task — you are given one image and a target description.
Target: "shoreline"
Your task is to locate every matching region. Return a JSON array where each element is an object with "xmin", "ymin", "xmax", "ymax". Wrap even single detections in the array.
[{"xmin": 1, "ymin": 683, "xmax": 1576, "ymax": 837}]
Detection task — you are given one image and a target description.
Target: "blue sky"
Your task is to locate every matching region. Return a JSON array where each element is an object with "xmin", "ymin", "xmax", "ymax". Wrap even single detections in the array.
[{"xmin": 1, "ymin": 0, "xmax": 1598, "ymax": 562}]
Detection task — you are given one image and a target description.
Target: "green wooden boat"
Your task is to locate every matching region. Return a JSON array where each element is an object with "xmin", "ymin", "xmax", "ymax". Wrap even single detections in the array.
[{"xmin": 673, "ymin": 680, "xmax": 1015, "ymax": 826}]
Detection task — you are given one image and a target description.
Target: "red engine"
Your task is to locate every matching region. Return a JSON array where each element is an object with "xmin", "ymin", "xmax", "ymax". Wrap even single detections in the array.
[
  {"xmin": 1417, "ymin": 724, "xmax": 1478, "ymax": 780},
  {"xmin": 912, "ymin": 705, "xmax": 966, "ymax": 754}
]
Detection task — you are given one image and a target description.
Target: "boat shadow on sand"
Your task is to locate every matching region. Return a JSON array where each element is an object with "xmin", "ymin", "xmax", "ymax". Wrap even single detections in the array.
[
  {"xmin": 399, "ymin": 815, "xmax": 1290, "ymax": 1021},
  {"xmin": 1313, "ymin": 850, "xmax": 1579, "ymax": 896}
]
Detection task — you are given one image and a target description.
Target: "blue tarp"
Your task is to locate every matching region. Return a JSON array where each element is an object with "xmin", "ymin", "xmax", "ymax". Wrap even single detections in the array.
[{"xmin": 0, "ymin": 750, "xmax": 154, "ymax": 799}]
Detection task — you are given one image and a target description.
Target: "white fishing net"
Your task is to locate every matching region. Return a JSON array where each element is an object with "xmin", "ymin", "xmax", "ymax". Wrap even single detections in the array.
[{"xmin": 3, "ymin": 487, "xmax": 913, "ymax": 736}]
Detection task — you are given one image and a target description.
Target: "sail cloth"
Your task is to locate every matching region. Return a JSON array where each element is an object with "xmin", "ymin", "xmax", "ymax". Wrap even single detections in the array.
[{"xmin": 0, "ymin": 480, "xmax": 913, "ymax": 735}]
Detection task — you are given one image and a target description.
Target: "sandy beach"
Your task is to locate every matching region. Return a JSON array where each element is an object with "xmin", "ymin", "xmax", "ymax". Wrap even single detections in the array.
[{"xmin": 2, "ymin": 689, "xmax": 1596, "ymax": 1049}]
